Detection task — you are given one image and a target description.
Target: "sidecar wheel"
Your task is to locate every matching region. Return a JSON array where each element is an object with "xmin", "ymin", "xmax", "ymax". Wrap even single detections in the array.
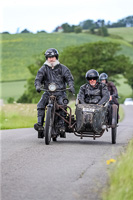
[
  {"xmin": 45, "ymin": 107, "xmax": 53, "ymax": 145},
  {"xmin": 111, "ymin": 127, "xmax": 117, "ymax": 144}
]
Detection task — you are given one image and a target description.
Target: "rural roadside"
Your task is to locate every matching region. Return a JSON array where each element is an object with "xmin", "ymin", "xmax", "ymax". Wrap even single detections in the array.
[{"xmin": 1, "ymin": 105, "xmax": 133, "ymax": 200}]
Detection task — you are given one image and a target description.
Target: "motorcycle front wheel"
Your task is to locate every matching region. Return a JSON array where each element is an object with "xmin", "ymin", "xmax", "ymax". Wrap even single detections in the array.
[{"xmin": 45, "ymin": 106, "xmax": 53, "ymax": 145}]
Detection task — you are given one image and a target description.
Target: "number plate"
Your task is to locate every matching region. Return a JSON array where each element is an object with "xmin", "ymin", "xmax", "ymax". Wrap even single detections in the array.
[{"xmin": 83, "ymin": 108, "xmax": 95, "ymax": 112}]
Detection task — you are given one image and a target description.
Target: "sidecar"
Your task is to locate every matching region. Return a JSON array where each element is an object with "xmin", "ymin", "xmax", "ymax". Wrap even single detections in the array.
[{"xmin": 75, "ymin": 103, "xmax": 115, "ymax": 142}]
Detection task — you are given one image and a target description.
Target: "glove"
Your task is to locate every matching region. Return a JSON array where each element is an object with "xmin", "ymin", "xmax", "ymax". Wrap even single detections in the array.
[
  {"xmin": 36, "ymin": 85, "xmax": 41, "ymax": 93},
  {"xmin": 112, "ymin": 94, "xmax": 118, "ymax": 98},
  {"xmin": 69, "ymin": 86, "xmax": 75, "ymax": 95}
]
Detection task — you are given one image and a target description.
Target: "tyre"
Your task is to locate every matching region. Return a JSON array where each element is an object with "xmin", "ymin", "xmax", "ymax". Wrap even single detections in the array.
[
  {"xmin": 111, "ymin": 104, "xmax": 117, "ymax": 144},
  {"xmin": 111, "ymin": 104, "xmax": 118, "ymax": 127},
  {"xmin": 112, "ymin": 127, "xmax": 117, "ymax": 144},
  {"xmin": 45, "ymin": 106, "xmax": 53, "ymax": 145}
]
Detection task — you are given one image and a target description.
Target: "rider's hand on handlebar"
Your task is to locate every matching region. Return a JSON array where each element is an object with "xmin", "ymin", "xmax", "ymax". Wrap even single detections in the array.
[
  {"xmin": 36, "ymin": 86, "xmax": 41, "ymax": 93},
  {"xmin": 69, "ymin": 86, "xmax": 75, "ymax": 95},
  {"xmin": 109, "ymin": 96, "xmax": 112, "ymax": 101}
]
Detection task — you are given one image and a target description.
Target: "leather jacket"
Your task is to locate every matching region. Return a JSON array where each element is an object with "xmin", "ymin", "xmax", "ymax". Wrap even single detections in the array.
[
  {"xmin": 35, "ymin": 62, "xmax": 74, "ymax": 90},
  {"xmin": 78, "ymin": 82, "xmax": 110, "ymax": 105},
  {"xmin": 107, "ymin": 81, "xmax": 119, "ymax": 104}
]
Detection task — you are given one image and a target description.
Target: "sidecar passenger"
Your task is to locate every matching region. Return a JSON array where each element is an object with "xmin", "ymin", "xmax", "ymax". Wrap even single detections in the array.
[{"xmin": 77, "ymin": 69, "xmax": 109, "ymax": 106}]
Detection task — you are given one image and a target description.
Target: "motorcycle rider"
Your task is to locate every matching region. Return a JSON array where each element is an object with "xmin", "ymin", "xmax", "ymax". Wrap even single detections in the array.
[
  {"xmin": 99, "ymin": 72, "xmax": 119, "ymax": 120},
  {"xmin": 34, "ymin": 48, "xmax": 75, "ymax": 137},
  {"xmin": 78, "ymin": 69, "xmax": 109, "ymax": 105},
  {"xmin": 99, "ymin": 73, "xmax": 119, "ymax": 106}
]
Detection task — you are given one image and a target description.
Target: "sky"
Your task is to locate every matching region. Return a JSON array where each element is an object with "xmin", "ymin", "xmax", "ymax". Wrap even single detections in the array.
[{"xmin": 1, "ymin": 0, "xmax": 133, "ymax": 34}]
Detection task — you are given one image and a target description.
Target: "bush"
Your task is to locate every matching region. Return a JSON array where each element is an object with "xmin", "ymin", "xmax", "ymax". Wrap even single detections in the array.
[
  {"xmin": 2, "ymin": 32, "xmax": 10, "ymax": 34},
  {"xmin": 97, "ymin": 26, "xmax": 109, "ymax": 36},
  {"xmin": 7, "ymin": 97, "xmax": 15, "ymax": 103},
  {"xmin": 74, "ymin": 26, "xmax": 82, "ymax": 33}
]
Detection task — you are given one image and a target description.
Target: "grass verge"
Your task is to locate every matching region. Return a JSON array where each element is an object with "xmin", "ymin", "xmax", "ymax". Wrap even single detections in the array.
[
  {"xmin": 0, "ymin": 104, "xmax": 37, "ymax": 129},
  {"xmin": 0, "ymin": 102, "xmax": 123, "ymax": 130},
  {"xmin": 102, "ymin": 139, "xmax": 133, "ymax": 200},
  {"xmin": 119, "ymin": 105, "xmax": 124, "ymax": 121}
]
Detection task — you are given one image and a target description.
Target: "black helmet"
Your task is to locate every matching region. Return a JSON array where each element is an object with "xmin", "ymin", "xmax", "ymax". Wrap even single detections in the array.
[
  {"xmin": 85, "ymin": 69, "xmax": 99, "ymax": 81},
  {"xmin": 44, "ymin": 48, "xmax": 59, "ymax": 59},
  {"xmin": 99, "ymin": 73, "xmax": 108, "ymax": 81}
]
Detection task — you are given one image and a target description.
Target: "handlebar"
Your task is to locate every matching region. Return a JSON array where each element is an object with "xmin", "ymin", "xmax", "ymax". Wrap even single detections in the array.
[
  {"xmin": 40, "ymin": 87, "xmax": 75, "ymax": 96},
  {"xmin": 111, "ymin": 94, "xmax": 120, "ymax": 98},
  {"xmin": 40, "ymin": 88, "xmax": 71, "ymax": 92}
]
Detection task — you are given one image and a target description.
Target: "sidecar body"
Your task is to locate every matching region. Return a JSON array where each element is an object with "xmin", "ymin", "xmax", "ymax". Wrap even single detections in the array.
[{"xmin": 75, "ymin": 104, "xmax": 108, "ymax": 138}]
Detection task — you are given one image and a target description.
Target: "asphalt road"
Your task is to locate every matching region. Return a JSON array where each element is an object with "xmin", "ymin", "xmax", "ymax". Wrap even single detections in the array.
[{"xmin": 1, "ymin": 105, "xmax": 133, "ymax": 200}]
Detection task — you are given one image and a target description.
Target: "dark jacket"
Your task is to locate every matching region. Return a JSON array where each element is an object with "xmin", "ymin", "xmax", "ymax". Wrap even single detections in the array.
[
  {"xmin": 107, "ymin": 81, "xmax": 118, "ymax": 96},
  {"xmin": 78, "ymin": 82, "xmax": 109, "ymax": 105},
  {"xmin": 35, "ymin": 63, "xmax": 74, "ymax": 90},
  {"xmin": 107, "ymin": 81, "xmax": 119, "ymax": 105}
]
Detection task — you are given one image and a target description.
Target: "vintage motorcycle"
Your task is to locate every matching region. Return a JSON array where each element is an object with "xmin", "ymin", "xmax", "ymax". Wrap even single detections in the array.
[{"xmin": 38, "ymin": 83, "xmax": 118, "ymax": 145}]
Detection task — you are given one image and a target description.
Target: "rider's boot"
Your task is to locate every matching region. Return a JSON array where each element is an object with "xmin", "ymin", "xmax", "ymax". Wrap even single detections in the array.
[
  {"xmin": 34, "ymin": 116, "xmax": 43, "ymax": 130},
  {"xmin": 34, "ymin": 116, "xmax": 44, "ymax": 138},
  {"xmin": 60, "ymin": 127, "xmax": 66, "ymax": 137},
  {"xmin": 59, "ymin": 122, "xmax": 66, "ymax": 138}
]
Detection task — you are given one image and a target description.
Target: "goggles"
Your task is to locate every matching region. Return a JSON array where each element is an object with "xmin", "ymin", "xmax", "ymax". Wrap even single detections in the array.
[{"xmin": 87, "ymin": 77, "xmax": 98, "ymax": 80}]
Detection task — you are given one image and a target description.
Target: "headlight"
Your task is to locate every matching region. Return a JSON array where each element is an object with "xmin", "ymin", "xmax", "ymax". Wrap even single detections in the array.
[
  {"xmin": 63, "ymin": 98, "xmax": 69, "ymax": 104},
  {"xmin": 48, "ymin": 83, "xmax": 57, "ymax": 91}
]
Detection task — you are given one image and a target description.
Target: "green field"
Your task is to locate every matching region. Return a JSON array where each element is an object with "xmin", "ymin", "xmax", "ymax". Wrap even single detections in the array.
[
  {"xmin": 1, "ymin": 31, "xmax": 133, "ymax": 82},
  {"xmin": 108, "ymin": 27, "xmax": 133, "ymax": 42},
  {"xmin": 1, "ymin": 33, "xmax": 109, "ymax": 81},
  {"xmin": 0, "ymin": 28, "xmax": 133, "ymax": 103},
  {"xmin": 0, "ymin": 80, "xmax": 27, "ymax": 102}
]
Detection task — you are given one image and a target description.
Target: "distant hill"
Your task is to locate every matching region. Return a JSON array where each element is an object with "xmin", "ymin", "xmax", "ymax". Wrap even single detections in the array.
[
  {"xmin": 1, "ymin": 28, "xmax": 133, "ymax": 82},
  {"xmin": 1, "ymin": 28, "xmax": 133, "ymax": 103}
]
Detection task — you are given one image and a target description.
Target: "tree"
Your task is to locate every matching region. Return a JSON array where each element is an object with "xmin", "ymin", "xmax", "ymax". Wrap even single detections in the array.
[
  {"xmin": 18, "ymin": 42, "xmax": 133, "ymax": 103},
  {"xmin": 124, "ymin": 63, "xmax": 133, "ymax": 96},
  {"xmin": 59, "ymin": 42, "xmax": 132, "ymax": 93},
  {"xmin": 125, "ymin": 15, "xmax": 133, "ymax": 27},
  {"xmin": 2, "ymin": 31, "xmax": 10, "ymax": 34},
  {"xmin": 108, "ymin": 15, "xmax": 133, "ymax": 28},
  {"xmin": 90, "ymin": 27, "xmax": 95, "ymax": 34},
  {"xmin": 37, "ymin": 30, "xmax": 46, "ymax": 33},
  {"xmin": 21, "ymin": 29, "xmax": 31, "ymax": 33},
  {"xmin": 95, "ymin": 19, "xmax": 105, "ymax": 28},
  {"xmin": 61, "ymin": 23, "xmax": 73, "ymax": 33},
  {"xmin": 97, "ymin": 26, "xmax": 109, "ymax": 36},
  {"xmin": 79, "ymin": 19, "xmax": 94, "ymax": 29},
  {"xmin": 17, "ymin": 55, "xmax": 45, "ymax": 103},
  {"xmin": 74, "ymin": 26, "xmax": 82, "ymax": 33}
]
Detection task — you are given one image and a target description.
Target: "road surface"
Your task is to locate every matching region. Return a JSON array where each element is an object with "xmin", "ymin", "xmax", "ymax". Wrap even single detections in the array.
[{"xmin": 1, "ymin": 105, "xmax": 133, "ymax": 200}]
